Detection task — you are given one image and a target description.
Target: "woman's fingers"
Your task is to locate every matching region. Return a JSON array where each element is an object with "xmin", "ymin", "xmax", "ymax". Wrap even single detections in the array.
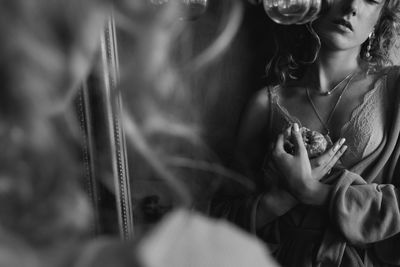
[
  {"xmin": 284, "ymin": 125, "xmax": 291, "ymax": 138},
  {"xmin": 291, "ymin": 123, "xmax": 307, "ymax": 157},
  {"xmin": 324, "ymin": 144, "xmax": 348, "ymax": 172},
  {"xmin": 273, "ymin": 133, "xmax": 285, "ymax": 156},
  {"xmin": 310, "ymin": 137, "xmax": 348, "ymax": 180},
  {"xmin": 273, "ymin": 132, "xmax": 295, "ymax": 164},
  {"xmin": 311, "ymin": 138, "xmax": 346, "ymax": 168},
  {"xmin": 332, "ymin": 138, "xmax": 346, "ymax": 154}
]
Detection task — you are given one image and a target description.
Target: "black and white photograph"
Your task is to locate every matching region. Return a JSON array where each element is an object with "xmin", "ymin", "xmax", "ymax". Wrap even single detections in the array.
[{"xmin": 2, "ymin": 0, "xmax": 400, "ymax": 266}]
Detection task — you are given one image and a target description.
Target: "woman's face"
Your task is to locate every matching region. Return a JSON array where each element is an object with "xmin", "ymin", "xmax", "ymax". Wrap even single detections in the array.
[{"xmin": 314, "ymin": 0, "xmax": 385, "ymax": 51}]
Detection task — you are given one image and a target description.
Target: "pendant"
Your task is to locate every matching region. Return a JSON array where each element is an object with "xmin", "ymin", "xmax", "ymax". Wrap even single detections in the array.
[{"xmin": 320, "ymin": 91, "xmax": 331, "ymax": 96}]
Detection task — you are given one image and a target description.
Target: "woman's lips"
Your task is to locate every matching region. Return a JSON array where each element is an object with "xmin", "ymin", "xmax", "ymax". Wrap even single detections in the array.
[{"xmin": 332, "ymin": 18, "xmax": 353, "ymax": 33}]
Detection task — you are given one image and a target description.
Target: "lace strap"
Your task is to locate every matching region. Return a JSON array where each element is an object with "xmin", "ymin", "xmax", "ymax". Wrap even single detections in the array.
[{"xmin": 266, "ymin": 86, "xmax": 274, "ymax": 134}]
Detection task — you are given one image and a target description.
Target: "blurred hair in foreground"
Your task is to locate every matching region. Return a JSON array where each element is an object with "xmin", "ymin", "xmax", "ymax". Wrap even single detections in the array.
[
  {"xmin": 0, "ymin": 0, "xmax": 107, "ymax": 248},
  {"xmin": 0, "ymin": 0, "xmax": 277, "ymax": 266}
]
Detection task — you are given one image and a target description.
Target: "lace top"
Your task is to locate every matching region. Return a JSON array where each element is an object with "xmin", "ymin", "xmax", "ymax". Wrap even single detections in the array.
[{"xmin": 268, "ymin": 75, "xmax": 389, "ymax": 168}]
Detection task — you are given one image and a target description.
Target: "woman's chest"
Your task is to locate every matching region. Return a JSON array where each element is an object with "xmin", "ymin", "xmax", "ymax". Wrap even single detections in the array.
[{"xmin": 271, "ymin": 77, "xmax": 388, "ymax": 166}]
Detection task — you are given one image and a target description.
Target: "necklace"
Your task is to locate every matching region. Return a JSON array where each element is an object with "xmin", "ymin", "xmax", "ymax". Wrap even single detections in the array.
[
  {"xmin": 317, "ymin": 71, "xmax": 356, "ymax": 96},
  {"xmin": 306, "ymin": 73, "xmax": 356, "ymax": 136}
]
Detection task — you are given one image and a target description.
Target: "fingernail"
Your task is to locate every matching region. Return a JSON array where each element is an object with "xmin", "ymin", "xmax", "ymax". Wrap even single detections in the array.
[
  {"xmin": 333, "ymin": 144, "xmax": 339, "ymax": 152},
  {"xmin": 339, "ymin": 138, "xmax": 346, "ymax": 145},
  {"xmin": 340, "ymin": 145, "xmax": 348, "ymax": 152},
  {"xmin": 293, "ymin": 123, "xmax": 299, "ymax": 132}
]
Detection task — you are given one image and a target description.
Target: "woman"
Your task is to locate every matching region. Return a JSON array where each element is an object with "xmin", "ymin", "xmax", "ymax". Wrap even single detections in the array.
[{"xmin": 211, "ymin": 0, "xmax": 400, "ymax": 266}]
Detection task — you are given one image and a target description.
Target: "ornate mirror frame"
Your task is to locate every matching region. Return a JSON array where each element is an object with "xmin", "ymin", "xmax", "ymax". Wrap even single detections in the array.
[{"xmin": 78, "ymin": 14, "xmax": 134, "ymax": 240}]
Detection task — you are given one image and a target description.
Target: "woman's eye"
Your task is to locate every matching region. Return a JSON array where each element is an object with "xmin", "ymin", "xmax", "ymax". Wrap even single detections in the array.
[{"xmin": 366, "ymin": 0, "xmax": 383, "ymax": 4}]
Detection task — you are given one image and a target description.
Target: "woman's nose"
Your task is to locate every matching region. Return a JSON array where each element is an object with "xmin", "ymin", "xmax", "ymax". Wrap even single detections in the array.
[{"xmin": 341, "ymin": 0, "xmax": 358, "ymax": 16}]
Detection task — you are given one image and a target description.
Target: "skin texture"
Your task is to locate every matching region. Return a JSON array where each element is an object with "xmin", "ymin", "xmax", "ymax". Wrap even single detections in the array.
[
  {"xmin": 271, "ymin": 0, "xmax": 386, "ymax": 206},
  {"xmin": 314, "ymin": 0, "xmax": 385, "ymax": 52},
  {"xmin": 273, "ymin": 124, "xmax": 341, "ymax": 205}
]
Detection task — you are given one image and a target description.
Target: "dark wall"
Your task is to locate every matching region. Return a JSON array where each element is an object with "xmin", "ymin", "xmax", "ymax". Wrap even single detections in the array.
[{"xmin": 190, "ymin": 1, "xmax": 275, "ymax": 166}]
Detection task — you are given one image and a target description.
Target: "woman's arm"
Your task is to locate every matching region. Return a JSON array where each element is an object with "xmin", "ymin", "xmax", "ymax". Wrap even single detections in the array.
[
  {"xmin": 273, "ymin": 123, "xmax": 400, "ymax": 247},
  {"xmin": 329, "ymin": 170, "xmax": 400, "ymax": 245},
  {"xmin": 256, "ymin": 187, "xmax": 298, "ymax": 226}
]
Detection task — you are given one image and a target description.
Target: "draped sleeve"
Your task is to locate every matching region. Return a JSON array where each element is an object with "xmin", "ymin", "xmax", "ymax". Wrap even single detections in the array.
[{"xmin": 329, "ymin": 170, "xmax": 400, "ymax": 245}]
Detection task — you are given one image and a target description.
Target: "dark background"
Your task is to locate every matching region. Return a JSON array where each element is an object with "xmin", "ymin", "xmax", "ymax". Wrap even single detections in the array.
[{"xmin": 191, "ymin": 1, "xmax": 275, "ymax": 165}]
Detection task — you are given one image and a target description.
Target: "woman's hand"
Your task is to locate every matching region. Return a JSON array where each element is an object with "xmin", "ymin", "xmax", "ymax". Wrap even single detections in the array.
[
  {"xmin": 272, "ymin": 123, "xmax": 333, "ymax": 205},
  {"xmin": 272, "ymin": 124, "xmax": 312, "ymax": 195},
  {"xmin": 310, "ymin": 138, "xmax": 347, "ymax": 181}
]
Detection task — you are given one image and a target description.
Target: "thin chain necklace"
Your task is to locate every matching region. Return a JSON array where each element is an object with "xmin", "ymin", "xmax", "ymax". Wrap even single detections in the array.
[
  {"xmin": 317, "ymin": 71, "xmax": 356, "ymax": 96},
  {"xmin": 306, "ymin": 73, "xmax": 356, "ymax": 136}
]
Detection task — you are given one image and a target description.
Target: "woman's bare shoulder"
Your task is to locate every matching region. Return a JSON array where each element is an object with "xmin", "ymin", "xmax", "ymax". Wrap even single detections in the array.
[
  {"xmin": 252, "ymin": 85, "xmax": 279, "ymax": 109},
  {"xmin": 253, "ymin": 87, "xmax": 270, "ymax": 107},
  {"xmin": 245, "ymin": 86, "xmax": 279, "ymax": 121}
]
